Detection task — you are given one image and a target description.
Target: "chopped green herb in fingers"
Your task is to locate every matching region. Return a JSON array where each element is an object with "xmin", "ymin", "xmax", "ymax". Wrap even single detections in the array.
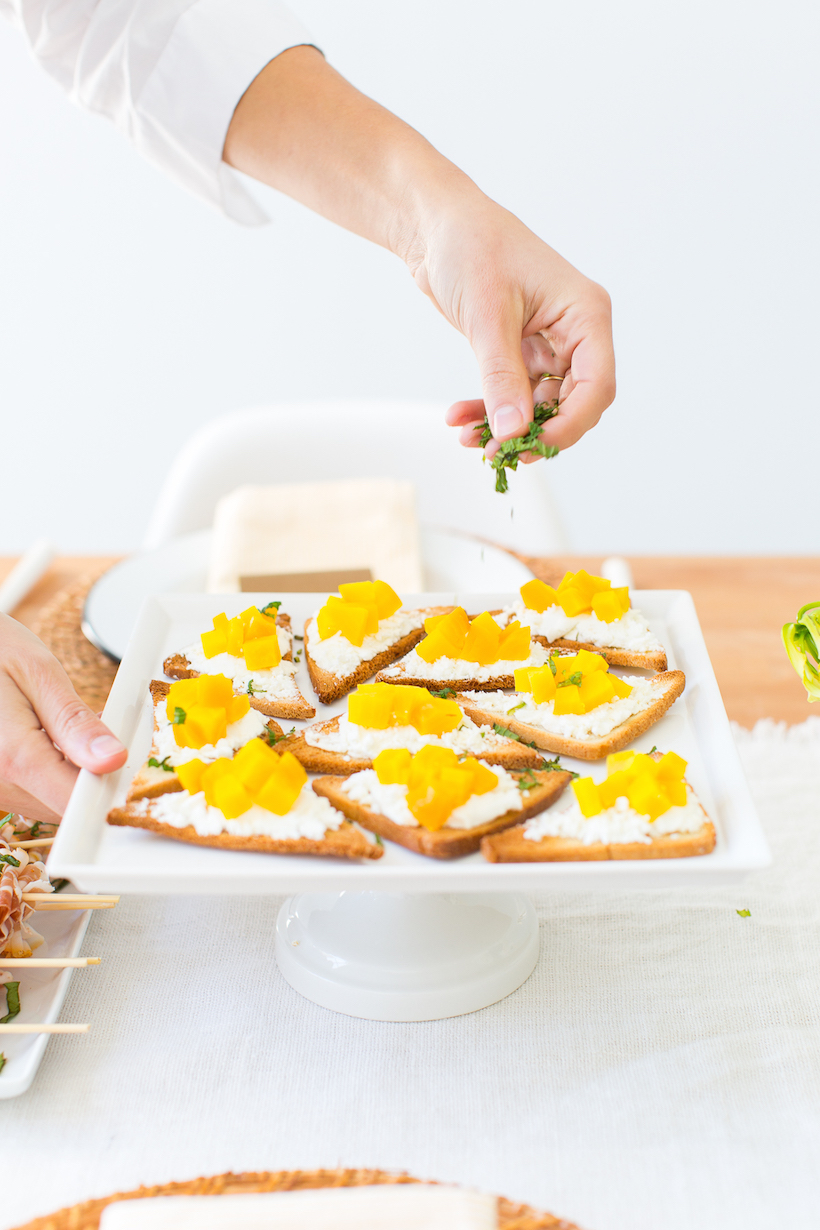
[
  {"xmin": 1, "ymin": 982, "xmax": 20, "ymax": 1024},
  {"xmin": 476, "ymin": 400, "xmax": 560, "ymax": 493}
]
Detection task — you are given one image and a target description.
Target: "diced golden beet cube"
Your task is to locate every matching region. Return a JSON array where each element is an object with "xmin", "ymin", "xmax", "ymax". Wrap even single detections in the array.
[
  {"xmin": 184, "ymin": 704, "xmax": 228, "ymax": 748},
  {"xmin": 572, "ymin": 777, "xmax": 602, "ymax": 817},
  {"xmin": 498, "ymin": 620, "xmax": 531, "ymax": 661},
  {"xmin": 232, "ymin": 738, "xmax": 279, "ymax": 793},
  {"xmin": 254, "ymin": 755, "xmax": 306, "ymax": 816},
  {"xmin": 210, "ymin": 774, "xmax": 253, "ymax": 820},
  {"xmin": 530, "ymin": 669, "xmax": 557, "ymax": 704},
  {"xmin": 557, "ymin": 571, "xmax": 577, "ymax": 591},
  {"xmin": 663, "ymin": 780, "xmax": 688, "ymax": 808},
  {"xmin": 627, "ymin": 775, "xmax": 669, "ymax": 820},
  {"xmin": 372, "ymin": 580, "xmax": 402, "ymax": 619},
  {"xmin": 554, "ymin": 655, "xmax": 581, "ymax": 683},
  {"xmin": 360, "ymin": 603, "xmax": 381, "ymax": 635},
  {"xmin": 412, "ymin": 698, "xmax": 462, "ymax": 736},
  {"xmin": 407, "ymin": 785, "xmax": 460, "ymax": 831},
  {"xmin": 408, "ymin": 744, "xmax": 460, "ymax": 789},
  {"xmin": 520, "ymin": 578, "xmax": 559, "ymax": 613},
  {"xmin": 437, "ymin": 607, "xmax": 471, "ymax": 645},
  {"xmin": 172, "ymin": 723, "xmax": 195, "ymax": 749},
  {"xmin": 316, "ymin": 598, "xmax": 342, "ymax": 641},
  {"xmin": 610, "ymin": 677, "xmax": 633, "ymax": 700},
  {"xmin": 579, "ymin": 671, "xmax": 617, "ymax": 711},
  {"xmin": 415, "ymin": 628, "xmax": 451, "ymax": 663},
  {"xmin": 239, "ymin": 606, "xmax": 258, "ymax": 627},
  {"xmin": 212, "ymin": 612, "xmax": 230, "ymax": 634},
  {"xmin": 656, "ymin": 751, "xmax": 687, "ymax": 782},
  {"xmin": 166, "ymin": 677, "xmax": 200, "ymax": 721},
  {"xmin": 201, "ymin": 757, "xmax": 235, "ymax": 806},
  {"xmin": 424, "ymin": 613, "xmax": 445, "ymax": 634},
  {"xmin": 348, "ymin": 686, "xmax": 395, "ymax": 729},
  {"xmin": 201, "ymin": 628, "xmax": 228, "ymax": 658},
  {"xmin": 416, "ymin": 608, "xmax": 470, "ymax": 662},
  {"xmin": 243, "ymin": 609, "xmax": 278, "ymax": 641},
  {"xmin": 591, "ymin": 590, "xmax": 624, "ymax": 623},
  {"xmin": 574, "ymin": 648, "xmax": 609, "ymax": 674},
  {"xmin": 597, "ymin": 769, "xmax": 635, "ymax": 809},
  {"xmin": 317, "ymin": 596, "xmax": 371, "ymax": 646},
  {"xmin": 339, "ymin": 580, "xmax": 400, "ymax": 622},
  {"xmin": 628, "ymin": 753, "xmax": 657, "ymax": 777},
  {"xmin": 461, "ymin": 757, "xmax": 499, "ymax": 796},
  {"xmin": 197, "ymin": 674, "xmax": 234, "ymax": 709},
  {"xmin": 243, "ymin": 635, "xmax": 282, "ymax": 670},
  {"xmin": 276, "ymin": 751, "xmax": 308, "ymax": 793},
  {"xmin": 227, "ymin": 694, "xmax": 251, "ymax": 724},
  {"xmin": 175, "ymin": 758, "xmax": 206, "ymax": 795},
  {"xmin": 462, "ymin": 612, "xmax": 503, "ymax": 665},
  {"xmin": 553, "ymin": 684, "xmax": 585, "ymax": 715},
  {"xmin": 226, "ymin": 617, "xmax": 244, "ymax": 657},
  {"xmin": 557, "ymin": 587, "xmax": 591, "ymax": 617},
  {"xmin": 387, "ymin": 684, "xmax": 422, "ymax": 727},
  {"xmin": 606, "ymin": 751, "xmax": 636, "ymax": 775},
  {"xmin": 572, "ymin": 569, "xmax": 611, "ymax": 604},
  {"xmin": 514, "ymin": 667, "xmax": 535, "ymax": 693},
  {"xmin": 612, "ymin": 586, "xmax": 631, "ymax": 614},
  {"xmin": 373, "ymin": 748, "xmax": 412, "ymax": 785}
]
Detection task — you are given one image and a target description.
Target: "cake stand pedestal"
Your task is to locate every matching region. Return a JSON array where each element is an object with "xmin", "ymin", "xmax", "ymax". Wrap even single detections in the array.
[{"xmin": 274, "ymin": 890, "xmax": 540, "ymax": 1021}]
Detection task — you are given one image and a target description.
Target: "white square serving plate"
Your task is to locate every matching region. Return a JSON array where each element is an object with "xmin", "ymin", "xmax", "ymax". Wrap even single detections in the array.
[{"xmin": 50, "ymin": 592, "xmax": 770, "ymax": 894}]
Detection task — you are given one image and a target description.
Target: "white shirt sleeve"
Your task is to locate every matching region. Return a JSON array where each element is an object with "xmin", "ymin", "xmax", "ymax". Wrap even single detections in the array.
[{"xmin": 0, "ymin": 0, "xmax": 319, "ymax": 224}]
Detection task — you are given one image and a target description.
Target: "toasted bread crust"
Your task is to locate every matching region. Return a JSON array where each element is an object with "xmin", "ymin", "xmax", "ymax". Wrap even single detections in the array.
[
  {"xmin": 282, "ymin": 714, "xmax": 547, "ymax": 775},
  {"xmin": 457, "ymin": 670, "xmax": 685, "ymax": 761},
  {"xmin": 377, "ymin": 667, "xmax": 520, "ymax": 691},
  {"xmin": 481, "ymin": 819, "xmax": 716, "ymax": 862},
  {"xmin": 531, "ymin": 635, "xmax": 667, "ymax": 672},
  {"xmin": 304, "ymin": 606, "xmax": 453, "ymax": 705},
  {"xmin": 125, "ymin": 681, "xmax": 285, "ymax": 803},
  {"xmin": 106, "ymin": 803, "xmax": 382, "ymax": 859},
  {"xmin": 163, "ymin": 613, "xmax": 316, "ymax": 720},
  {"xmin": 311, "ymin": 768, "xmax": 572, "ymax": 859}
]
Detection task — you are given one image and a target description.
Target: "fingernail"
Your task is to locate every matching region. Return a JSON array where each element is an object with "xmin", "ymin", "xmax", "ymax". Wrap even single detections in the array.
[
  {"xmin": 492, "ymin": 405, "xmax": 524, "ymax": 437},
  {"xmin": 89, "ymin": 734, "xmax": 125, "ymax": 760}
]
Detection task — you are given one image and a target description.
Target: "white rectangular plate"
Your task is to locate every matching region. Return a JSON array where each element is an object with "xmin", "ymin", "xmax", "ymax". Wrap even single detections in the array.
[
  {"xmin": 51, "ymin": 592, "xmax": 770, "ymax": 893},
  {"xmin": 0, "ymin": 908, "xmax": 92, "ymax": 1098}
]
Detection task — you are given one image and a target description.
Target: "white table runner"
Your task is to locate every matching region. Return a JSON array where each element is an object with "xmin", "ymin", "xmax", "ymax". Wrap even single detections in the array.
[{"xmin": 3, "ymin": 718, "xmax": 819, "ymax": 1230}]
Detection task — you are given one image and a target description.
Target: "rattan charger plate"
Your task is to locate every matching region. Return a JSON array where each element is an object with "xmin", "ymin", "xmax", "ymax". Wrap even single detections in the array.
[
  {"xmin": 10, "ymin": 1167, "xmax": 584, "ymax": 1230},
  {"xmin": 30, "ymin": 571, "xmax": 119, "ymax": 714}
]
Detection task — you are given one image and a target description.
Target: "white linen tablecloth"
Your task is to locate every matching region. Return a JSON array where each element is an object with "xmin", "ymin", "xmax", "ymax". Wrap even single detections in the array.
[{"xmin": 3, "ymin": 718, "xmax": 820, "ymax": 1230}]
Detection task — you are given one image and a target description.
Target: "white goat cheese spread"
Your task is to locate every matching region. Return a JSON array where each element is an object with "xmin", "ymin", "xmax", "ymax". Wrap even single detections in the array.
[
  {"xmin": 303, "ymin": 713, "xmax": 514, "ymax": 759},
  {"xmin": 152, "ymin": 701, "xmax": 269, "ymax": 767},
  {"xmin": 380, "ymin": 640, "xmax": 551, "ymax": 683},
  {"xmin": 507, "ymin": 600, "xmax": 664, "ymax": 654},
  {"xmin": 180, "ymin": 625, "xmax": 300, "ymax": 700},
  {"xmin": 140, "ymin": 782, "xmax": 342, "ymax": 841},
  {"xmin": 460, "ymin": 676, "xmax": 657, "ymax": 740},
  {"xmin": 523, "ymin": 790, "xmax": 706, "ymax": 845},
  {"xmin": 305, "ymin": 609, "xmax": 426, "ymax": 678},
  {"xmin": 341, "ymin": 764, "xmax": 523, "ymax": 829}
]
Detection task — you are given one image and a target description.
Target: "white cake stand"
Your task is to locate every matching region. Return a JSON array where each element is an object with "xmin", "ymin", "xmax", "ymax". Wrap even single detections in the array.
[{"xmin": 51, "ymin": 592, "xmax": 770, "ymax": 1024}]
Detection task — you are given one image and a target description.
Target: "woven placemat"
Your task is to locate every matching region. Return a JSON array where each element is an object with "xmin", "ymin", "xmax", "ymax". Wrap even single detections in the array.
[
  {"xmin": 10, "ymin": 1168, "xmax": 583, "ymax": 1230},
  {"xmin": 30, "ymin": 572, "xmax": 118, "ymax": 714}
]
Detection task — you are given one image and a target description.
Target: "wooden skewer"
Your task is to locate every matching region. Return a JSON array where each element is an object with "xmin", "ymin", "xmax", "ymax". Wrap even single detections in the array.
[
  {"xmin": 11, "ymin": 838, "xmax": 55, "ymax": 849},
  {"xmin": 0, "ymin": 958, "xmax": 100, "ymax": 968},
  {"xmin": 24, "ymin": 901, "xmax": 116, "ymax": 911},
  {"xmin": 0, "ymin": 1023, "xmax": 89, "ymax": 1034},
  {"xmin": 21, "ymin": 893, "xmax": 119, "ymax": 904}
]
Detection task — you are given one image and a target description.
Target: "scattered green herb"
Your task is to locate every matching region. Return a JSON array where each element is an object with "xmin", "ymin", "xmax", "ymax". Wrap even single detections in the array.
[
  {"xmin": 1, "ymin": 812, "xmax": 13, "ymax": 826},
  {"xmin": 294, "ymin": 650, "xmax": 302, "ymax": 663},
  {"xmin": 1, "ymin": 982, "xmax": 20, "ymax": 1024},
  {"xmin": 557, "ymin": 671, "xmax": 583, "ymax": 688},
  {"xmin": 507, "ymin": 701, "xmax": 526, "ymax": 714},
  {"xmin": 476, "ymin": 400, "xmax": 560, "ymax": 493},
  {"xmin": 264, "ymin": 725, "xmax": 296, "ymax": 747},
  {"xmin": 261, "ymin": 600, "xmax": 282, "ymax": 616},
  {"xmin": 51, "ymin": 879, "xmax": 70, "ymax": 894},
  {"xmin": 293, "ymin": 633, "xmax": 304, "ymax": 641},
  {"xmin": 0, "ymin": 1053, "xmax": 5, "ymax": 1074},
  {"xmin": 539, "ymin": 754, "xmax": 579, "ymax": 779},
  {"xmin": 246, "ymin": 680, "xmax": 263, "ymax": 695},
  {"xmin": 0, "ymin": 853, "xmax": 21, "ymax": 868},
  {"xmin": 493, "ymin": 722, "xmax": 520, "ymax": 741},
  {"xmin": 782, "ymin": 601, "xmax": 820, "ymax": 701},
  {"xmin": 429, "ymin": 687, "xmax": 456, "ymax": 699},
  {"xmin": 147, "ymin": 756, "xmax": 173, "ymax": 772},
  {"xmin": 548, "ymin": 656, "xmax": 557, "ymax": 677},
  {"xmin": 736, "ymin": 908, "xmax": 751, "ymax": 918},
  {"xmin": 649, "ymin": 746, "xmax": 658, "ymax": 755},
  {"xmin": 516, "ymin": 770, "xmax": 540, "ymax": 793},
  {"xmin": 172, "ymin": 707, "xmax": 186, "ymax": 725}
]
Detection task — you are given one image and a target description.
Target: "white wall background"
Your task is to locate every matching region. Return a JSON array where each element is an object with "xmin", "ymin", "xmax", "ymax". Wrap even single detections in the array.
[{"xmin": 0, "ymin": 0, "xmax": 818, "ymax": 556}]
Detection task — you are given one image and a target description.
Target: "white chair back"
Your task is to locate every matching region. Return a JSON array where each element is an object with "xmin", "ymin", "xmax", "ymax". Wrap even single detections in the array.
[{"xmin": 143, "ymin": 402, "xmax": 569, "ymax": 555}]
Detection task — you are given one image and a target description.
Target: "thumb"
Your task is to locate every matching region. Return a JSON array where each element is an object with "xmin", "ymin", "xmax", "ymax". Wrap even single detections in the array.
[
  {"xmin": 470, "ymin": 312, "xmax": 533, "ymax": 441},
  {"xmin": 21, "ymin": 650, "xmax": 126, "ymax": 774}
]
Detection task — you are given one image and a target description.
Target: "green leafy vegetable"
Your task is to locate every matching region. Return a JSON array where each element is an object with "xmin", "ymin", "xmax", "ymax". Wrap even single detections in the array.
[
  {"xmin": 736, "ymin": 908, "xmax": 751, "ymax": 918},
  {"xmin": 493, "ymin": 721, "xmax": 520, "ymax": 741},
  {"xmin": 516, "ymin": 770, "xmax": 540, "ymax": 793},
  {"xmin": 1, "ymin": 982, "xmax": 20, "ymax": 1024},
  {"xmin": 264, "ymin": 725, "xmax": 295, "ymax": 747},
  {"xmin": 539, "ymin": 754, "xmax": 579, "ymax": 779},
  {"xmin": 430, "ymin": 687, "xmax": 456, "ymax": 699},
  {"xmin": 475, "ymin": 400, "xmax": 560, "ymax": 493},
  {"xmin": 507, "ymin": 701, "xmax": 526, "ymax": 714},
  {"xmin": 782, "ymin": 601, "xmax": 820, "ymax": 701},
  {"xmin": 172, "ymin": 707, "xmax": 186, "ymax": 725},
  {"xmin": 147, "ymin": 756, "xmax": 173, "ymax": 772},
  {"xmin": 261, "ymin": 600, "xmax": 282, "ymax": 616},
  {"xmin": 0, "ymin": 853, "xmax": 21, "ymax": 869},
  {"xmin": 557, "ymin": 671, "xmax": 583, "ymax": 688}
]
